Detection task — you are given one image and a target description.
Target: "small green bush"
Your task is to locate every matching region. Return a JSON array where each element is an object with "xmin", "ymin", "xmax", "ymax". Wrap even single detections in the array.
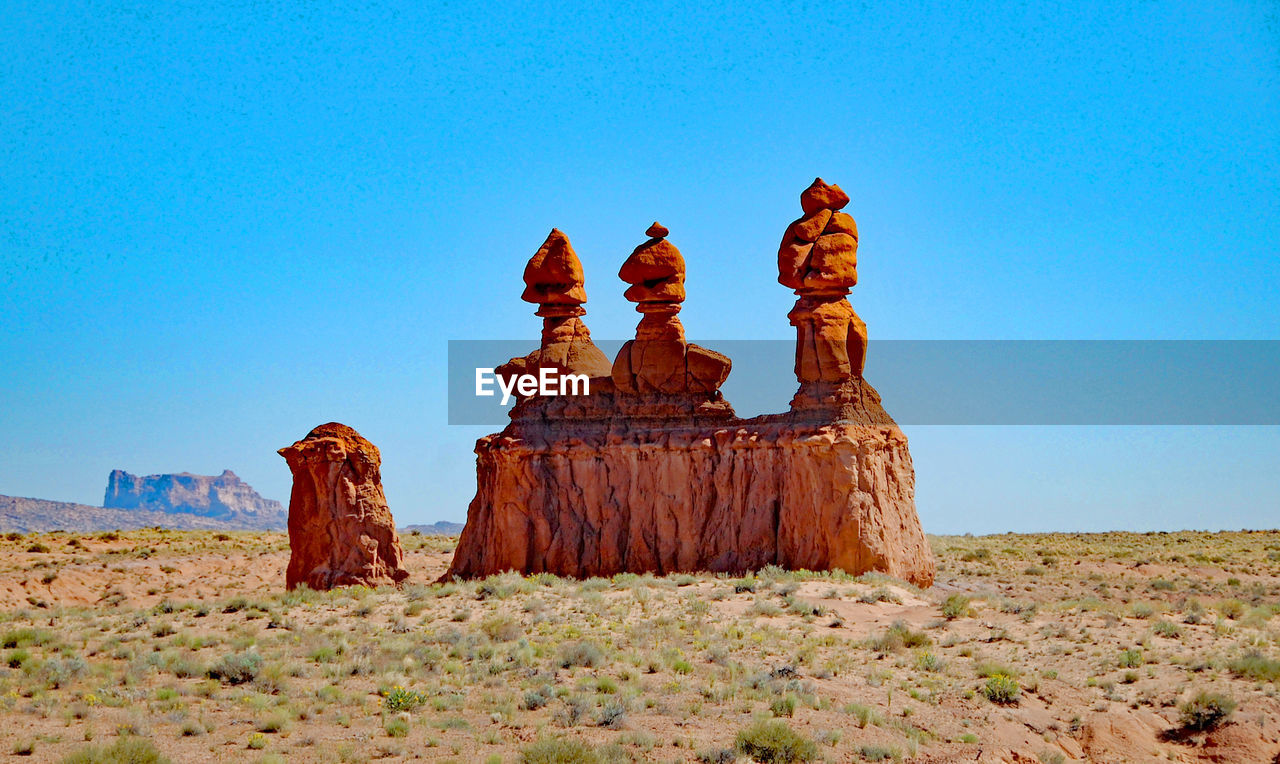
[
  {"xmin": 60, "ymin": 737, "xmax": 171, "ymax": 764},
  {"xmin": 735, "ymin": 719, "xmax": 819, "ymax": 763},
  {"xmin": 1117, "ymin": 648, "xmax": 1144, "ymax": 668},
  {"xmin": 558, "ymin": 640, "xmax": 604, "ymax": 669},
  {"xmin": 770, "ymin": 693, "xmax": 798, "ymax": 717},
  {"xmin": 941, "ymin": 594, "xmax": 972, "ymax": 619},
  {"xmin": 384, "ymin": 717, "xmax": 409, "ymax": 737},
  {"xmin": 1228, "ymin": 651, "xmax": 1280, "ymax": 682},
  {"xmin": 982, "ymin": 674, "xmax": 1021, "ymax": 705},
  {"xmin": 520, "ymin": 738, "xmax": 601, "ymax": 764},
  {"xmin": 1179, "ymin": 691, "xmax": 1236, "ymax": 731},
  {"xmin": 868, "ymin": 621, "xmax": 930, "ymax": 652},
  {"xmin": 207, "ymin": 651, "xmax": 261, "ymax": 685},
  {"xmin": 382, "ymin": 685, "xmax": 428, "ymax": 712}
]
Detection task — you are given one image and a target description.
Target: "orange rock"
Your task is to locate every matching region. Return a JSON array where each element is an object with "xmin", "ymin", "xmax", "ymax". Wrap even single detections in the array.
[
  {"xmin": 824, "ymin": 211, "xmax": 858, "ymax": 238},
  {"xmin": 804, "ymin": 232, "xmax": 859, "ymax": 289},
  {"xmin": 646, "ymin": 221, "xmax": 669, "ymax": 238},
  {"xmin": 800, "ymin": 177, "xmax": 850, "ymax": 215},
  {"xmin": 521, "ymin": 229, "xmax": 588, "ymax": 307},
  {"xmin": 278, "ymin": 423, "xmax": 409, "ymax": 591},
  {"xmin": 792, "ymin": 209, "xmax": 832, "ymax": 242},
  {"xmin": 619, "ymin": 238, "xmax": 685, "ymax": 284},
  {"xmin": 447, "ymin": 416, "xmax": 933, "ymax": 587},
  {"xmin": 777, "ymin": 240, "xmax": 812, "ymax": 290}
]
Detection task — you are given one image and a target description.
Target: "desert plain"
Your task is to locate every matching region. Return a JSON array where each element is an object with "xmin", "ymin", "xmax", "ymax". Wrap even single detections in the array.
[{"xmin": 0, "ymin": 529, "xmax": 1276, "ymax": 763}]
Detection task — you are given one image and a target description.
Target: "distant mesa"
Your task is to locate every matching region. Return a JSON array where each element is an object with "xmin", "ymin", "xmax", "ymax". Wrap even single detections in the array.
[
  {"xmin": 105, "ymin": 469, "xmax": 284, "ymax": 526},
  {"xmin": 402, "ymin": 521, "xmax": 464, "ymax": 535},
  {"xmin": 0, "ymin": 469, "xmax": 286, "ymax": 533}
]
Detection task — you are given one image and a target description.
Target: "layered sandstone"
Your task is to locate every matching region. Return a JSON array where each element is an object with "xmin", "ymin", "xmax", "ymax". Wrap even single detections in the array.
[
  {"xmin": 278, "ymin": 423, "xmax": 408, "ymax": 590},
  {"xmin": 447, "ymin": 182, "xmax": 934, "ymax": 586},
  {"xmin": 104, "ymin": 469, "xmax": 284, "ymax": 529}
]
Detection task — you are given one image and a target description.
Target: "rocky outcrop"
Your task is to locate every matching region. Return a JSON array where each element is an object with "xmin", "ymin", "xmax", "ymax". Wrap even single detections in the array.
[
  {"xmin": 278, "ymin": 423, "xmax": 408, "ymax": 590},
  {"xmin": 104, "ymin": 469, "xmax": 285, "ymax": 529},
  {"xmin": 447, "ymin": 181, "xmax": 935, "ymax": 586}
]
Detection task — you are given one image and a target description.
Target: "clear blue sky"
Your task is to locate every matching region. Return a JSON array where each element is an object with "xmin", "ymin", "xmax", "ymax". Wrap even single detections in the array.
[{"xmin": 2, "ymin": 1, "xmax": 1277, "ymax": 533}]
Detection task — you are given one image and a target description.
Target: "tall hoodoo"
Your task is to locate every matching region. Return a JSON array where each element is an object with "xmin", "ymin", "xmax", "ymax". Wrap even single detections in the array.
[
  {"xmin": 779, "ymin": 178, "xmax": 871, "ymax": 415},
  {"xmin": 496, "ymin": 229, "xmax": 612, "ymax": 405},
  {"xmin": 611, "ymin": 223, "xmax": 732, "ymax": 398}
]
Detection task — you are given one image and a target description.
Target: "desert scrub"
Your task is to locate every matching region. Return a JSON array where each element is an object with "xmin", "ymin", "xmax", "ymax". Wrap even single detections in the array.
[
  {"xmin": 381, "ymin": 685, "xmax": 428, "ymax": 712},
  {"xmin": 1228, "ymin": 651, "xmax": 1280, "ymax": 682},
  {"xmin": 521, "ymin": 737, "xmax": 603, "ymax": 763},
  {"xmin": 982, "ymin": 674, "xmax": 1021, "ymax": 704},
  {"xmin": 60, "ymin": 737, "xmax": 171, "ymax": 764},
  {"xmin": 1178, "ymin": 691, "xmax": 1236, "ymax": 731},
  {"xmin": 207, "ymin": 651, "xmax": 262, "ymax": 684},
  {"xmin": 735, "ymin": 719, "xmax": 819, "ymax": 763},
  {"xmin": 558, "ymin": 640, "xmax": 604, "ymax": 668},
  {"xmin": 941, "ymin": 594, "xmax": 972, "ymax": 619},
  {"xmin": 1117, "ymin": 648, "xmax": 1144, "ymax": 668},
  {"xmin": 868, "ymin": 621, "xmax": 931, "ymax": 652}
]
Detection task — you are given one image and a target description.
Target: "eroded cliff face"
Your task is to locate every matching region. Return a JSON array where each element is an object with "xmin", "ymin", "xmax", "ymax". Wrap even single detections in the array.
[
  {"xmin": 447, "ymin": 387, "xmax": 935, "ymax": 587},
  {"xmin": 278, "ymin": 423, "xmax": 409, "ymax": 590}
]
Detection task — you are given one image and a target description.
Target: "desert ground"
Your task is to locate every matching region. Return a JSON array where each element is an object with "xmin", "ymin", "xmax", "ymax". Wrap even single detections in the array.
[{"xmin": 0, "ymin": 529, "xmax": 1276, "ymax": 763}]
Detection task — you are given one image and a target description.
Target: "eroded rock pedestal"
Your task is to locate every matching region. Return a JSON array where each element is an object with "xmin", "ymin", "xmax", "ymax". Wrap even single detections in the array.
[
  {"xmin": 448, "ymin": 190, "xmax": 934, "ymax": 587},
  {"xmin": 278, "ymin": 423, "xmax": 409, "ymax": 590}
]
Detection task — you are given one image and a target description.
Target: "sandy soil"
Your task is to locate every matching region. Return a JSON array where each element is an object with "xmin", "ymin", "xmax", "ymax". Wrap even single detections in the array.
[{"xmin": 0, "ymin": 529, "xmax": 1276, "ymax": 763}]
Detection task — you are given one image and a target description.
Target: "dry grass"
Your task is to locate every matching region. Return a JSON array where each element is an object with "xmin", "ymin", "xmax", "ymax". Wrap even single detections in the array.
[{"xmin": 0, "ymin": 529, "xmax": 1275, "ymax": 762}]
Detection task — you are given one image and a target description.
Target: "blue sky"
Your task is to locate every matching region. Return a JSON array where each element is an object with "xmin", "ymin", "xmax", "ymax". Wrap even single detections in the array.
[{"xmin": 1, "ymin": 1, "xmax": 1277, "ymax": 533}]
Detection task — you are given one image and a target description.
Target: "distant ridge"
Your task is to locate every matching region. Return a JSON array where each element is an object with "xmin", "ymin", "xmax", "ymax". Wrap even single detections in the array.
[
  {"xmin": 402, "ymin": 521, "xmax": 464, "ymax": 536},
  {"xmin": 0, "ymin": 469, "xmax": 286, "ymax": 533}
]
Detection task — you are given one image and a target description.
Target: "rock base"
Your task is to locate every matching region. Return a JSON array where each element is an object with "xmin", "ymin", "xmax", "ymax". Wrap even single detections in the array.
[{"xmin": 447, "ymin": 389, "xmax": 934, "ymax": 586}]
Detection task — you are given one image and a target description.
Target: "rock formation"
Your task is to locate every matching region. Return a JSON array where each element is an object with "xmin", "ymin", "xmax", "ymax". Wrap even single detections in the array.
[
  {"xmin": 611, "ymin": 223, "xmax": 732, "ymax": 397},
  {"xmin": 447, "ymin": 182, "xmax": 935, "ymax": 586},
  {"xmin": 278, "ymin": 423, "xmax": 408, "ymax": 590},
  {"xmin": 495, "ymin": 229, "xmax": 612, "ymax": 405},
  {"xmin": 103, "ymin": 469, "xmax": 285, "ymax": 529}
]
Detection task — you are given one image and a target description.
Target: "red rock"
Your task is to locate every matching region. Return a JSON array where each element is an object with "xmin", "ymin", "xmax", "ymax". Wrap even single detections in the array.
[
  {"xmin": 824, "ymin": 211, "xmax": 858, "ymax": 238},
  {"xmin": 521, "ymin": 229, "xmax": 588, "ymax": 307},
  {"xmin": 804, "ymin": 232, "xmax": 859, "ymax": 289},
  {"xmin": 447, "ymin": 414, "xmax": 933, "ymax": 586},
  {"xmin": 619, "ymin": 238, "xmax": 685, "ymax": 284},
  {"xmin": 646, "ymin": 221, "xmax": 669, "ymax": 238},
  {"xmin": 777, "ymin": 240, "xmax": 812, "ymax": 290},
  {"xmin": 278, "ymin": 423, "xmax": 409, "ymax": 591},
  {"xmin": 800, "ymin": 178, "xmax": 850, "ymax": 215},
  {"xmin": 792, "ymin": 209, "xmax": 832, "ymax": 242}
]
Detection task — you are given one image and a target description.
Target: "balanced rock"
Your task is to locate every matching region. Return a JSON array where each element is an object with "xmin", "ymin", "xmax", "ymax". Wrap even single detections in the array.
[
  {"xmin": 278, "ymin": 423, "xmax": 408, "ymax": 590},
  {"xmin": 612, "ymin": 225, "xmax": 730, "ymax": 396}
]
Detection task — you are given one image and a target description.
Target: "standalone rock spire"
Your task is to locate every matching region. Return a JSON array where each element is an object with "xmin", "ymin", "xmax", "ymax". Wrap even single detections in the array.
[
  {"xmin": 611, "ymin": 223, "xmax": 731, "ymax": 397},
  {"xmin": 779, "ymin": 178, "xmax": 870, "ymax": 414},
  {"xmin": 278, "ymin": 423, "xmax": 409, "ymax": 590},
  {"xmin": 496, "ymin": 230, "xmax": 612, "ymax": 403}
]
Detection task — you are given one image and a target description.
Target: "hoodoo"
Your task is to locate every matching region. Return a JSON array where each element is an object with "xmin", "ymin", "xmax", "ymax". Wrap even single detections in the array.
[
  {"xmin": 447, "ymin": 182, "xmax": 934, "ymax": 586},
  {"xmin": 278, "ymin": 423, "xmax": 409, "ymax": 590}
]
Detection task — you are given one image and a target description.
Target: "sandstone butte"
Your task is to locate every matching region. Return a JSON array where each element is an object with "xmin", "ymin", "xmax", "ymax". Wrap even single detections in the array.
[
  {"xmin": 278, "ymin": 422, "xmax": 409, "ymax": 590},
  {"xmin": 448, "ymin": 180, "xmax": 935, "ymax": 587}
]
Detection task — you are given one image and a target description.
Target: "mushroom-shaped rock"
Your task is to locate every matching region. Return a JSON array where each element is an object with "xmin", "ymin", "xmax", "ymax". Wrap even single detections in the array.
[
  {"xmin": 521, "ymin": 229, "xmax": 588, "ymax": 309},
  {"xmin": 278, "ymin": 423, "xmax": 409, "ymax": 591},
  {"xmin": 646, "ymin": 221, "xmax": 670, "ymax": 238}
]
